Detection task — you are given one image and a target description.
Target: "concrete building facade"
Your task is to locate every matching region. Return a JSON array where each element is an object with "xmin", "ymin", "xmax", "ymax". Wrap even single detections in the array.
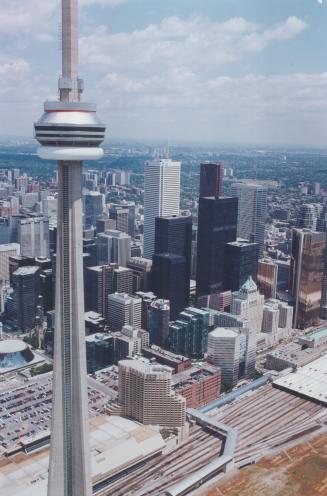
[
  {"xmin": 107, "ymin": 293, "xmax": 142, "ymax": 331},
  {"xmin": 231, "ymin": 183, "xmax": 267, "ymax": 254},
  {"xmin": 119, "ymin": 359, "xmax": 186, "ymax": 428},
  {"xmin": 231, "ymin": 276, "xmax": 264, "ymax": 333},
  {"xmin": 143, "ymin": 159, "xmax": 181, "ymax": 259}
]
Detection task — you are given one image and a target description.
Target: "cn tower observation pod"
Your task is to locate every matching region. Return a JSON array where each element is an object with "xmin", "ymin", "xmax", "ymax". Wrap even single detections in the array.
[{"xmin": 34, "ymin": 101, "xmax": 105, "ymax": 161}]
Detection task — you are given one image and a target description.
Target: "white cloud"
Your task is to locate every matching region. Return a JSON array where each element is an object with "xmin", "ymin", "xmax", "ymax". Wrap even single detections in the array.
[
  {"xmin": 241, "ymin": 16, "xmax": 307, "ymax": 52},
  {"xmin": 86, "ymin": 69, "xmax": 327, "ymax": 144},
  {"xmin": 1, "ymin": 9, "xmax": 322, "ymax": 144},
  {"xmin": 80, "ymin": 15, "xmax": 307, "ymax": 75},
  {"xmin": 0, "ymin": 0, "xmax": 58, "ymax": 39},
  {"xmin": 0, "ymin": 57, "xmax": 30, "ymax": 76},
  {"xmin": 77, "ymin": 14, "xmax": 312, "ymax": 141},
  {"xmin": 0, "ymin": 0, "xmax": 127, "ymax": 40}
]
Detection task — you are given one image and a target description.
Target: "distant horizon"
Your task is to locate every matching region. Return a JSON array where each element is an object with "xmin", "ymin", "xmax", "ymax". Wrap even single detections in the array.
[{"xmin": 1, "ymin": 135, "xmax": 327, "ymax": 152}]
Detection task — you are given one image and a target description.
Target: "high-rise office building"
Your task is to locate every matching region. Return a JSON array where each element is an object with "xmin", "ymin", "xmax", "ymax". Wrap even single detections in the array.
[
  {"xmin": 0, "ymin": 243, "xmax": 20, "ymax": 282},
  {"xmin": 109, "ymin": 201, "xmax": 136, "ymax": 237},
  {"xmin": 169, "ymin": 307, "xmax": 209, "ymax": 358},
  {"xmin": 107, "ymin": 292, "xmax": 142, "ymax": 331},
  {"xmin": 297, "ymin": 203, "xmax": 319, "ymax": 231},
  {"xmin": 231, "ymin": 183, "xmax": 267, "ymax": 254},
  {"xmin": 278, "ymin": 301, "xmax": 294, "ymax": 329},
  {"xmin": 150, "ymin": 298, "xmax": 170, "ymax": 348},
  {"xmin": 289, "ymin": 229, "xmax": 325, "ymax": 328},
  {"xmin": 257, "ymin": 257, "xmax": 278, "ymax": 299},
  {"xmin": 230, "ymin": 276, "xmax": 264, "ymax": 333},
  {"xmin": 126, "ymin": 257, "xmax": 152, "ymax": 293},
  {"xmin": 135, "ymin": 291, "xmax": 157, "ymax": 331},
  {"xmin": 191, "ymin": 239, "xmax": 197, "ymax": 279},
  {"xmin": 86, "ymin": 333, "xmax": 115, "ymax": 373},
  {"xmin": 38, "ymin": 264, "xmax": 54, "ymax": 313},
  {"xmin": 9, "ymin": 255, "xmax": 35, "ymax": 285},
  {"xmin": 152, "ymin": 253, "xmax": 187, "ymax": 320},
  {"xmin": 42, "ymin": 196, "xmax": 58, "ymax": 221},
  {"xmin": 119, "ymin": 360, "xmax": 186, "ymax": 428},
  {"xmin": 143, "ymin": 158, "xmax": 181, "ymax": 259},
  {"xmin": 224, "ymin": 240, "xmax": 258, "ymax": 292},
  {"xmin": 97, "ymin": 229, "xmax": 131, "ymax": 267},
  {"xmin": 96, "ymin": 217, "xmax": 116, "ymax": 234},
  {"xmin": 196, "ymin": 197, "xmax": 238, "ymax": 298},
  {"xmin": 200, "ymin": 162, "xmax": 224, "ymax": 198},
  {"xmin": 12, "ymin": 266, "xmax": 40, "ymax": 331},
  {"xmin": 262, "ymin": 301, "xmax": 280, "ymax": 335},
  {"xmin": 33, "ymin": 0, "xmax": 106, "ymax": 492},
  {"xmin": 11, "ymin": 215, "xmax": 49, "ymax": 258},
  {"xmin": 155, "ymin": 214, "xmax": 192, "ymax": 306},
  {"xmin": 85, "ymin": 264, "xmax": 133, "ymax": 318},
  {"xmin": 317, "ymin": 204, "xmax": 327, "ymax": 232},
  {"xmin": 114, "ymin": 325, "xmax": 146, "ymax": 362},
  {"xmin": 84, "ymin": 191, "xmax": 104, "ymax": 228},
  {"xmin": 109, "ymin": 206, "xmax": 128, "ymax": 233},
  {"xmin": 207, "ymin": 326, "xmax": 256, "ymax": 386}
]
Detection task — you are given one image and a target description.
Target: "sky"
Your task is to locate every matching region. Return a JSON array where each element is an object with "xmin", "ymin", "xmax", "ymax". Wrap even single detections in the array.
[{"xmin": 1, "ymin": 0, "xmax": 327, "ymax": 146}]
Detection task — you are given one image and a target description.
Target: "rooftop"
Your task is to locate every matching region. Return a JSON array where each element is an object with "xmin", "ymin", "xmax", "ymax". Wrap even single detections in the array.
[
  {"xmin": 172, "ymin": 364, "xmax": 220, "ymax": 388},
  {"xmin": 0, "ymin": 415, "xmax": 165, "ymax": 496},
  {"xmin": 0, "ymin": 243, "xmax": 20, "ymax": 252},
  {"xmin": 119, "ymin": 359, "xmax": 172, "ymax": 376},
  {"xmin": 240, "ymin": 276, "xmax": 258, "ymax": 293},
  {"xmin": 13, "ymin": 266, "xmax": 39, "ymax": 276},
  {"xmin": 273, "ymin": 354, "xmax": 327, "ymax": 405},
  {"xmin": 210, "ymin": 328, "xmax": 239, "ymax": 339},
  {"xmin": 142, "ymin": 345, "xmax": 190, "ymax": 364},
  {"xmin": 302, "ymin": 327, "xmax": 327, "ymax": 343},
  {"xmin": 0, "ymin": 339, "xmax": 26, "ymax": 354}
]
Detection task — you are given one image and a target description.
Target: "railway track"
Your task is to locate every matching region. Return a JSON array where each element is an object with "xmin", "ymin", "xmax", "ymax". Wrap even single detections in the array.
[{"xmin": 96, "ymin": 426, "xmax": 221, "ymax": 496}]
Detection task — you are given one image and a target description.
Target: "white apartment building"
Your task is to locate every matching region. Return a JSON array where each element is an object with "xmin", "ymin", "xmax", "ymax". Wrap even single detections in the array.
[
  {"xmin": 118, "ymin": 359, "xmax": 186, "ymax": 428},
  {"xmin": 143, "ymin": 158, "xmax": 181, "ymax": 259}
]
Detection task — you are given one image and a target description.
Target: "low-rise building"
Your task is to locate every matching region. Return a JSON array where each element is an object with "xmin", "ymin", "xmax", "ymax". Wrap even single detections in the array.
[
  {"xmin": 141, "ymin": 345, "xmax": 191, "ymax": 373},
  {"xmin": 172, "ymin": 363, "xmax": 221, "ymax": 408}
]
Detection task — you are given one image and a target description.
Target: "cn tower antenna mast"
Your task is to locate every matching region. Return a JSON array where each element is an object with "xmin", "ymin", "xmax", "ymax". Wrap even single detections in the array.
[
  {"xmin": 34, "ymin": 0, "xmax": 106, "ymax": 495},
  {"xmin": 61, "ymin": 0, "xmax": 80, "ymax": 102}
]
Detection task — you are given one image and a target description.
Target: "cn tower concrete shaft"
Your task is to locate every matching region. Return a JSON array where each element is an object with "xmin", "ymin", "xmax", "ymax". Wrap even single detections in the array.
[
  {"xmin": 47, "ymin": 1, "xmax": 92, "ymax": 495},
  {"xmin": 48, "ymin": 162, "xmax": 92, "ymax": 496}
]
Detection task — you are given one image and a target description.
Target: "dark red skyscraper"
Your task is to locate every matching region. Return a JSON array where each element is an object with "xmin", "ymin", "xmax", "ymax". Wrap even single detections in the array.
[{"xmin": 200, "ymin": 162, "xmax": 224, "ymax": 198}]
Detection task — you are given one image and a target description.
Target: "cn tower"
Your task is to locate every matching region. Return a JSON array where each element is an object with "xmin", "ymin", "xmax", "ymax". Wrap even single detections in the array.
[{"xmin": 34, "ymin": 0, "xmax": 105, "ymax": 495}]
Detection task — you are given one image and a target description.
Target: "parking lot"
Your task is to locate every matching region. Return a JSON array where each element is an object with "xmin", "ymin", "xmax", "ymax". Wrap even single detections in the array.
[
  {"xmin": 90, "ymin": 365, "xmax": 119, "ymax": 392},
  {"xmin": 0, "ymin": 372, "xmax": 112, "ymax": 454}
]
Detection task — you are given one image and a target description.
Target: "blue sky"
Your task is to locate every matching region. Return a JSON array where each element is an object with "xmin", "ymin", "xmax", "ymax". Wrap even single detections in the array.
[{"xmin": 1, "ymin": 0, "xmax": 327, "ymax": 145}]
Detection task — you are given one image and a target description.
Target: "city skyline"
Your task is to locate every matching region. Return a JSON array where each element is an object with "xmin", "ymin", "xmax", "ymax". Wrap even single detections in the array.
[
  {"xmin": 1, "ymin": 1, "xmax": 327, "ymax": 495},
  {"xmin": 1, "ymin": 0, "xmax": 327, "ymax": 145}
]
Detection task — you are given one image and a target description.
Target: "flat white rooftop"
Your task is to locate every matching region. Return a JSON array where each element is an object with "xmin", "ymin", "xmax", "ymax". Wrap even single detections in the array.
[
  {"xmin": 0, "ymin": 415, "xmax": 165, "ymax": 496},
  {"xmin": 273, "ymin": 354, "xmax": 327, "ymax": 405}
]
